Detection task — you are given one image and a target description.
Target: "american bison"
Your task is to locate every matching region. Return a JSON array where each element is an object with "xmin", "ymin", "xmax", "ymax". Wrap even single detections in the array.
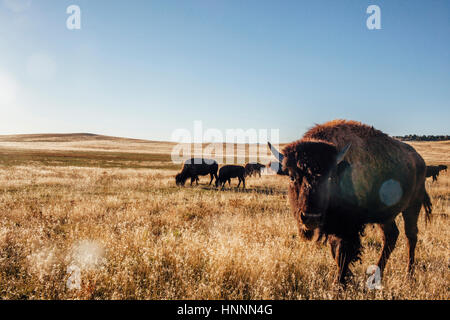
[
  {"xmin": 269, "ymin": 120, "xmax": 432, "ymax": 284},
  {"xmin": 175, "ymin": 158, "xmax": 218, "ymax": 186},
  {"xmin": 426, "ymin": 165, "xmax": 447, "ymax": 182},
  {"xmin": 244, "ymin": 163, "xmax": 266, "ymax": 177},
  {"xmin": 216, "ymin": 165, "xmax": 246, "ymax": 190}
]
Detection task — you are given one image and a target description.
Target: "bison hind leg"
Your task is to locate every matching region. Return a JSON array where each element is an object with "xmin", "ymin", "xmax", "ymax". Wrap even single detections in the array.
[{"xmin": 402, "ymin": 202, "xmax": 422, "ymax": 275}]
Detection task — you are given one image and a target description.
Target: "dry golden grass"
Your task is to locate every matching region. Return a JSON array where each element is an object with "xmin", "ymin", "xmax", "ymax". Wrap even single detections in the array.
[{"xmin": 0, "ymin": 135, "xmax": 448, "ymax": 299}]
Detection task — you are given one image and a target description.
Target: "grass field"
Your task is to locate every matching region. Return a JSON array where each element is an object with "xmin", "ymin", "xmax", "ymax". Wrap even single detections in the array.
[{"xmin": 0, "ymin": 134, "xmax": 448, "ymax": 299}]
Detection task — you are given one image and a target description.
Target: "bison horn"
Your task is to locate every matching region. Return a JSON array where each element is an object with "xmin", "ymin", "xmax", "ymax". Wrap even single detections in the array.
[
  {"xmin": 336, "ymin": 143, "xmax": 351, "ymax": 164},
  {"xmin": 268, "ymin": 142, "xmax": 284, "ymax": 162}
]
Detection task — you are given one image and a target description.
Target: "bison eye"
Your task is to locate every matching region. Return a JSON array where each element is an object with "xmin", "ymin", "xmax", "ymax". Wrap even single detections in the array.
[{"xmin": 290, "ymin": 175, "xmax": 295, "ymax": 181}]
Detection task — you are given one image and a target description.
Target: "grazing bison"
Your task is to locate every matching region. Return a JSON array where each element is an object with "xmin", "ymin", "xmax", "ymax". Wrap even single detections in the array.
[
  {"xmin": 216, "ymin": 165, "xmax": 246, "ymax": 190},
  {"xmin": 269, "ymin": 120, "xmax": 432, "ymax": 284},
  {"xmin": 426, "ymin": 166, "xmax": 440, "ymax": 182},
  {"xmin": 426, "ymin": 165, "xmax": 447, "ymax": 182},
  {"xmin": 244, "ymin": 163, "xmax": 266, "ymax": 177},
  {"xmin": 175, "ymin": 158, "xmax": 218, "ymax": 186}
]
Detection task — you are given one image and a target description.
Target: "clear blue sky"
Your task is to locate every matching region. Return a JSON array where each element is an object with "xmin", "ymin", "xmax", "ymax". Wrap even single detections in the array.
[{"xmin": 0, "ymin": 0, "xmax": 449, "ymax": 142}]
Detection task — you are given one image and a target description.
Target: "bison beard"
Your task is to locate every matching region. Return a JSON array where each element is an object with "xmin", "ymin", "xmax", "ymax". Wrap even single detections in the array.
[{"xmin": 270, "ymin": 120, "xmax": 432, "ymax": 285}]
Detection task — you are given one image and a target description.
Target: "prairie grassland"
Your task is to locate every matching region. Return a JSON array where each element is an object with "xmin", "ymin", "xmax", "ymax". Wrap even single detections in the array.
[{"xmin": 0, "ymin": 135, "xmax": 448, "ymax": 299}]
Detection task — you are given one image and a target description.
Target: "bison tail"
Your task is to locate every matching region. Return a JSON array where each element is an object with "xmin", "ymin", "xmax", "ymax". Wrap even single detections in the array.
[{"xmin": 422, "ymin": 190, "xmax": 432, "ymax": 224}]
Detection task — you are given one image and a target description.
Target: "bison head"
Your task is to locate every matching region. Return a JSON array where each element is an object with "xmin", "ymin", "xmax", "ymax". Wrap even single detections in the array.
[
  {"xmin": 175, "ymin": 172, "xmax": 188, "ymax": 186},
  {"xmin": 268, "ymin": 141, "xmax": 350, "ymax": 231}
]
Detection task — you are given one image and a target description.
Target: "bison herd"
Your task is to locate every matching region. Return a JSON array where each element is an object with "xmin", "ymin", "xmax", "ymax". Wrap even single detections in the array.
[
  {"xmin": 174, "ymin": 120, "xmax": 446, "ymax": 286},
  {"xmin": 175, "ymin": 158, "xmax": 275, "ymax": 190}
]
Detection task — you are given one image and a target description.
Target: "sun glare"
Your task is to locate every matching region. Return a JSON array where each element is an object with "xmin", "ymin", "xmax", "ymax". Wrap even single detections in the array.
[{"xmin": 0, "ymin": 72, "xmax": 18, "ymax": 107}]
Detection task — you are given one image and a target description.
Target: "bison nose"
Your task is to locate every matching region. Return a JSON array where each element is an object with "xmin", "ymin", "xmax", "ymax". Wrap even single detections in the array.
[{"xmin": 303, "ymin": 212, "xmax": 322, "ymax": 218}]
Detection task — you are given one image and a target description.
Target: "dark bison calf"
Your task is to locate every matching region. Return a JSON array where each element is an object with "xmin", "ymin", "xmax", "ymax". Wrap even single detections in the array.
[
  {"xmin": 175, "ymin": 158, "xmax": 218, "ymax": 186},
  {"xmin": 244, "ymin": 163, "xmax": 266, "ymax": 177},
  {"xmin": 216, "ymin": 165, "xmax": 246, "ymax": 189},
  {"xmin": 426, "ymin": 165, "xmax": 447, "ymax": 182}
]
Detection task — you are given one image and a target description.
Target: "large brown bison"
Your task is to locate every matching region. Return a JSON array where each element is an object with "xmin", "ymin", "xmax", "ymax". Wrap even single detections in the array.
[
  {"xmin": 244, "ymin": 163, "xmax": 266, "ymax": 177},
  {"xmin": 175, "ymin": 158, "xmax": 218, "ymax": 186},
  {"xmin": 269, "ymin": 120, "xmax": 432, "ymax": 284},
  {"xmin": 216, "ymin": 165, "xmax": 246, "ymax": 190}
]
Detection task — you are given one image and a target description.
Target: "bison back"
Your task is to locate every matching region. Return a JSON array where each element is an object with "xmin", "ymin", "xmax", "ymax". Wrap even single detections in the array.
[
  {"xmin": 182, "ymin": 158, "xmax": 218, "ymax": 176},
  {"xmin": 303, "ymin": 120, "xmax": 426, "ymax": 212}
]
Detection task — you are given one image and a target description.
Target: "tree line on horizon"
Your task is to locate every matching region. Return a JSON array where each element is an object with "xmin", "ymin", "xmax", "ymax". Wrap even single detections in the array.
[{"xmin": 394, "ymin": 134, "xmax": 450, "ymax": 141}]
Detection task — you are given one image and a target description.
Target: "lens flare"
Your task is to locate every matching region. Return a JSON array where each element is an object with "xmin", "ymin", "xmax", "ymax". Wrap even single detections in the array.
[{"xmin": 379, "ymin": 179, "xmax": 403, "ymax": 206}]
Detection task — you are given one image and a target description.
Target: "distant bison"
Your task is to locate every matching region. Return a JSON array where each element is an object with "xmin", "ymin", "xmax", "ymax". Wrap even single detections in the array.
[
  {"xmin": 216, "ymin": 165, "xmax": 246, "ymax": 190},
  {"xmin": 269, "ymin": 120, "xmax": 432, "ymax": 284},
  {"xmin": 426, "ymin": 165, "xmax": 447, "ymax": 182},
  {"xmin": 175, "ymin": 158, "xmax": 218, "ymax": 186},
  {"xmin": 244, "ymin": 163, "xmax": 266, "ymax": 177}
]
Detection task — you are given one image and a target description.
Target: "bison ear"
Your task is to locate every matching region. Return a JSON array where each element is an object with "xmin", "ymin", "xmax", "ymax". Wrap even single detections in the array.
[{"xmin": 336, "ymin": 143, "xmax": 351, "ymax": 164}]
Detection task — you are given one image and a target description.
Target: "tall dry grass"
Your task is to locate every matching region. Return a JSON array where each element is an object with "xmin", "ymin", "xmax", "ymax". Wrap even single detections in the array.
[{"xmin": 0, "ymin": 137, "xmax": 448, "ymax": 299}]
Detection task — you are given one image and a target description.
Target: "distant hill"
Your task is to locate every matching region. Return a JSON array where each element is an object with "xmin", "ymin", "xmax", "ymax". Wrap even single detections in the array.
[
  {"xmin": 0, "ymin": 133, "xmax": 150, "ymax": 143},
  {"xmin": 395, "ymin": 135, "xmax": 450, "ymax": 142},
  {"xmin": 0, "ymin": 133, "xmax": 276, "ymax": 162}
]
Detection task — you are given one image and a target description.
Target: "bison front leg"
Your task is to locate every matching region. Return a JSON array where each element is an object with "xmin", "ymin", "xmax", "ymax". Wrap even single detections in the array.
[
  {"xmin": 377, "ymin": 220, "xmax": 399, "ymax": 276},
  {"xmin": 329, "ymin": 235, "xmax": 361, "ymax": 285},
  {"xmin": 209, "ymin": 173, "xmax": 214, "ymax": 185}
]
